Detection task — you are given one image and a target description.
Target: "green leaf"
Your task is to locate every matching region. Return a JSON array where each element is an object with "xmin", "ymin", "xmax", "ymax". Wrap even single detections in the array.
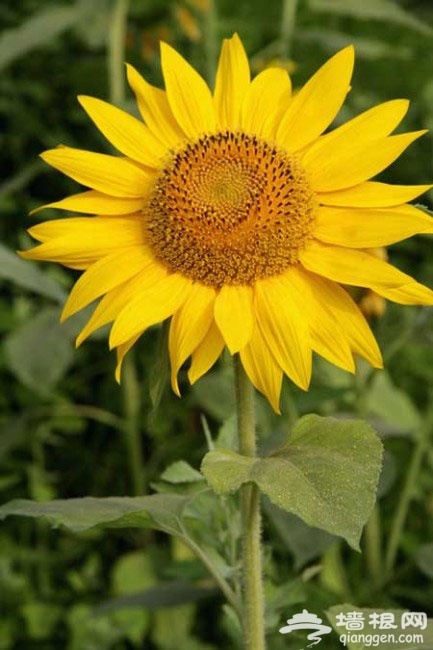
[
  {"xmin": 112, "ymin": 551, "xmax": 155, "ymax": 597},
  {"xmin": 0, "ymin": 244, "xmax": 66, "ymax": 302},
  {"xmin": 3, "ymin": 306, "xmax": 97, "ymax": 393},
  {"xmin": 21, "ymin": 602, "xmax": 63, "ymax": 641},
  {"xmin": 263, "ymin": 499, "xmax": 336, "ymax": 569},
  {"xmin": 202, "ymin": 415, "xmax": 383, "ymax": 549},
  {"xmin": 192, "ymin": 366, "xmax": 235, "ymax": 421},
  {"xmin": 216, "ymin": 415, "xmax": 238, "ymax": 451},
  {"xmin": 4, "ymin": 308, "xmax": 74, "ymax": 392},
  {"xmin": 366, "ymin": 371, "xmax": 421, "ymax": 436},
  {"xmin": 0, "ymin": 5, "xmax": 81, "ymax": 71},
  {"xmin": 94, "ymin": 581, "xmax": 216, "ymax": 614},
  {"xmin": 326, "ymin": 605, "xmax": 433, "ymax": 649},
  {"xmin": 308, "ymin": 0, "xmax": 433, "ymax": 35},
  {"xmin": 201, "ymin": 449, "xmax": 253, "ymax": 493},
  {"xmin": 109, "ymin": 551, "xmax": 153, "ymax": 643},
  {"xmin": 0, "ymin": 494, "xmax": 192, "ymax": 537},
  {"xmin": 160, "ymin": 461, "xmax": 204, "ymax": 484},
  {"xmin": 151, "ymin": 605, "xmax": 197, "ymax": 650},
  {"xmin": 67, "ymin": 604, "xmax": 124, "ymax": 650},
  {"xmin": 415, "ymin": 543, "xmax": 433, "ymax": 579},
  {"xmin": 0, "ymin": 620, "xmax": 14, "ymax": 650},
  {"xmin": 297, "ymin": 28, "xmax": 411, "ymax": 61}
]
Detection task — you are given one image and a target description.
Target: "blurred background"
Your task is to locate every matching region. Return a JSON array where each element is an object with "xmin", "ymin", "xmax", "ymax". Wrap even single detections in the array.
[{"xmin": 2, "ymin": 0, "xmax": 433, "ymax": 648}]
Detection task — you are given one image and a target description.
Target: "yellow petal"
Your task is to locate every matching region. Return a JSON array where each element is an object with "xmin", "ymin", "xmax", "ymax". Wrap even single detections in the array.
[
  {"xmin": 169, "ymin": 284, "xmax": 216, "ymax": 395},
  {"xmin": 41, "ymin": 147, "xmax": 155, "ymax": 198},
  {"xmin": 276, "ymin": 45, "xmax": 354, "ymax": 152},
  {"xmin": 22, "ymin": 217, "xmax": 145, "ymax": 265},
  {"xmin": 305, "ymin": 131, "xmax": 426, "ymax": 192},
  {"xmin": 214, "ymin": 285, "xmax": 254, "ymax": 353},
  {"xmin": 109, "ymin": 273, "xmax": 192, "ymax": 347},
  {"xmin": 241, "ymin": 67, "xmax": 291, "ymax": 138},
  {"xmin": 61, "ymin": 246, "xmax": 153, "ymax": 321},
  {"xmin": 318, "ymin": 181, "xmax": 432, "ymax": 208},
  {"xmin": 76, "ymin": 261, "xmax": 167, "ymax": 346},
  {"xmin": 188, "ymin": 320, "xmax": 225, "ymax": 384},
  {"xmin": 240, "ymin": 326, "xmax": 283, "ymax": 413},
  {"xmin": 371, "ymin": 281, "xmax": 433, "ymax": 305},
  {"xmin": 126, "ymin": 64, "xmax": 185, "ymax": 147},
  {"xmin": 27, "ymin": 215, "xmax": 144, "ymax": 244},
  {"xmin": 300, "ymin": 240, "xmax": 418, "ymax": 288},
  {"xmin": 30, "ymin": 190, "xmax": 145, "ymax": 216},
  {"xmin": 78, "ymin": 95, "xmax": 166, "ymax": 167},
  {"xmin": 289, "ymin": 268, "xmax": 355, "ymax": 373},
  {"xmin": 160, "ymin": 42, "xmax": 216, "ymax": 138},
  {"xmin": 115, "ymin": 334, "xmax": 141, "ymax": 383},
  {"xmin": 214, "ymin": 33, "xmax": 250, "ymax": 129},
  {"xmin": 255, "ymin": 274, "xmax": 312, "ymax": 390},
  {"xmin": 314, "ymin": 204, "xmax": 433, "ymax": 248},
  {"xmin": 302, "ymin": 99, "xmax": 409, "ymax": 169},
  {"xmin": 300, "ymin": 270, "xmax": 383, "ymax": 368}
]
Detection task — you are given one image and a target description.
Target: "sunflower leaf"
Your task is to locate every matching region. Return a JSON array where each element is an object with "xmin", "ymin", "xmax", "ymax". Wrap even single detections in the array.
[
  {"xmin": 4, "ymin": 308, "xmax": 74, "ymax": 393},
  {"xmin": 0, "ymin": 243, "xmax": 66, "ymax": 302},
  {"xmin": 0, "ymin": 5, "xmax": 81, "ymax": 71},
  {"xmin": 0, "ymin": 494, "xmax": 192, "ymax": 537},
  {"xmin": 201, "ymin": 414, "xmax": 383, "ymax": 550},
  {"xmin": 308, "ymin": 0, "xmax": 433, "ymax": 36}
]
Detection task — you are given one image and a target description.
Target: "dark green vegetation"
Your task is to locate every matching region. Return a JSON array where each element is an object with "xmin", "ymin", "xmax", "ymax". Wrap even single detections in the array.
[{"xmin": 1, "ymin": 1, "xmax": 433, "ymax": 648}]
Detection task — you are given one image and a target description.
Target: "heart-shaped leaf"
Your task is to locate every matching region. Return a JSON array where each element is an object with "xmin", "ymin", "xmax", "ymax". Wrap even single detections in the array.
[{"xmin": 202, "ymin": 415, "xmax": 383, "ymax": 549}]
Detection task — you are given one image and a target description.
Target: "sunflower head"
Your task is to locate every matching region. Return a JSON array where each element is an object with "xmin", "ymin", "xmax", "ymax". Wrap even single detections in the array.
[{"xmin": 22, "ymin": 34, "xmax": 433, "ymax": 412}]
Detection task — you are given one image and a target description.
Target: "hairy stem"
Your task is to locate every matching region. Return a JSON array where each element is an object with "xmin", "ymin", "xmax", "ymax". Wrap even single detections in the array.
[{"xmin": 235, "ymin": 357, "xmax": 266, "ymax": 650}]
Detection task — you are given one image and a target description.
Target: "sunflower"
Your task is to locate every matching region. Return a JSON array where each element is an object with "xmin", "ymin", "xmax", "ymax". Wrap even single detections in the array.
[{"xmin": 22, "ymin": 35, "xmax": 433, "ymax": 412}]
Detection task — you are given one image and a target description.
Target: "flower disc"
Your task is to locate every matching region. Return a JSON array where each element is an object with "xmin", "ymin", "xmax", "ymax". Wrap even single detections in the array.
[{"xmin": 146, "ymin": 131, "xmax": 316, "ymax": 287}]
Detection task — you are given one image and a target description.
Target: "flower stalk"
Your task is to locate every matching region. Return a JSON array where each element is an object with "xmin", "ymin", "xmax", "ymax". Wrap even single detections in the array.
[
  {"xmin": 235, "ymin": 356, "xmax": 266, "ymax": 650},
  {"xmin": 280, "ymin": 0, "xmax": 299, "ymax": 58},
  {"xmin": 385, "ymin": 396, "xmax": 433, "ymax": 577},
  {"xmin": 122, "ymin": 354, "xmax": 145, "ymax": 495},
  {"xmin": 108, "ymin": 0, "xmax": 130, "ymax": 105}
]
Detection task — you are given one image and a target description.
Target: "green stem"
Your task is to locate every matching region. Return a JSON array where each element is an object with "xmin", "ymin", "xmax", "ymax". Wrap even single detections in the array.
[
  {"xmin": 182, "ymin": 534, "xmax": 241, "ymax": 618},
  {"xmin": 33, "ymin": 404, "xmax": 126, "ymax": 432},
  {"xmin": 320, "ymin": 542, "xmax": 351, "ymax": 599},
  {"xmin": 122, "ymin": 353, "xmax": 145, "ymax": 495},
  {"xmin": 235, "ymin": 357, "xmax": 266, "ymax": 650},
  {"xmin": 280, "ymin": 0, "xmax": 299, "ymax": 59},
  {"xmin": 31, "ymin": 428, "xmax": 52, "ymax": 597},
  {"xmin": 364, "ymin": 505, "xmax": 382, "ymax": 591},
  {"xmin": 108, "ymin": 0, "xmax": 130, "ymax": 104},
  {"xmin": 385, "ymin": 401, "xmax": 433, "ymax": 577},
  {"xmin": 353, "ymin": 365, "xmax": 383, "ymax": 588},
  {"xmin": 203, "ymin": 0, "xmax": 218, "ymax": 87}
]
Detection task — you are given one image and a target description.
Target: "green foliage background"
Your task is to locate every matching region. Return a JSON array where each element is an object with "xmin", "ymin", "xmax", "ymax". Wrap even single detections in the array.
[{"xmin": 1, "ymin": 0, "xmax": 433, "ymax": 648}]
